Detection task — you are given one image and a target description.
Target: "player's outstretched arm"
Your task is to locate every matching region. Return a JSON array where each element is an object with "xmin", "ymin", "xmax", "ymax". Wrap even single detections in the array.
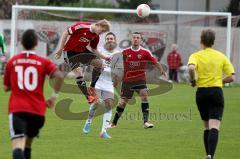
[
  {"xmin": 46, "ymin": 69, "xmax": 64, "ymax": 108},
  {"xmin": 92, "ymin": 48, "xmax": 111, "ymax": 61},
  {"xmin": 55, "ymin": 30, "xmax": 69, "ymax": 59},
  {"xmin": 112, "ymin": 74, "xmax": 119, "ymax": 87},
  {"xmin": 155, "ymin": 62, "xmax": 167, "ymax": 77}
]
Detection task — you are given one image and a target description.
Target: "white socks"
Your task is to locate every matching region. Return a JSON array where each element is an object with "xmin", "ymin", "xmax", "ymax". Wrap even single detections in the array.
[
  {"xmin": 101, "ymin": 108, "xmax": 112, "ymax": 133},
  {"xmin": 86, "ymin": 103, "xmax": 112, "ymax": 134},
  {"xmin": 87, "ymin": 103, "xmax": 97, "ymax": 123}
]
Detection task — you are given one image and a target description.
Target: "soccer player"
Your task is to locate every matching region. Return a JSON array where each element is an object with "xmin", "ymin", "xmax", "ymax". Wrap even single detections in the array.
[
  {"xmin": 0, "ymin": 33, "xmax": 7, "ymax": 75},
  {"xmin": 55, "ymin": 19, "xmax": 111, "ymax": 104},
  {"xmin": 111, "ymin": 32, "xmax": 166, "ymax": 129},
  {"xmin": 188, "ymin": 29, "xmax": 235, "ymax": 159},
  {"xmin": 3, "ymin": 29, "xmax": 64, "ymax": 159},
  {"xmin": 0, "ymin": 33, "xmax": 6, "ymax": 55},
  {"xmin": 82, "ymin": 32, "xmax": 119, "ymax": 139}
]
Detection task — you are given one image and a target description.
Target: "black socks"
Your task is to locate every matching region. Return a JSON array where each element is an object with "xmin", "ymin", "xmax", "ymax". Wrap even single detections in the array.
[
  {"xmin": 13, "ymin": 148, "xmax": 25, "ymax": 159},
  {"xmin": 141, "ymin": 102, "xmax": 149, "ymax": 123},
  {"xmin": 112, "ymin": 106, "xmax": 125, "ymax": 125},
  {"xmin": 76, "ymin": 76, "xmax": 89, "ymax": 99},
  {"xmin": 208, "ymin": 128, "xmax": 219, "ymax": 158},
  {"xmin": 24, "ymin": 148, "xmax": 31, "ymax": 159}
]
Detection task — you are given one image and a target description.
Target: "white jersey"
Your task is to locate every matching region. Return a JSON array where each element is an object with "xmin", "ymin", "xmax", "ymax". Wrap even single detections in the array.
[{"xmin": 95, "ymin": 47, "xmax": 119, "ymax": 93}]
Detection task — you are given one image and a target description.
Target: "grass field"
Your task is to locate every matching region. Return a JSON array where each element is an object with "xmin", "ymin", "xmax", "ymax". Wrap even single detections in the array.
[{"xmin": 0, "ymin": 79, "xmax": 240, "ymax": 159}]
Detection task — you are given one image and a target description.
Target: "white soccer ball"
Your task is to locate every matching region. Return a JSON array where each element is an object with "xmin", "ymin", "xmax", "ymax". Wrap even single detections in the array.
[{"xmin": 137, "ymin": 4, "xmax": 151, "ymax": 18}]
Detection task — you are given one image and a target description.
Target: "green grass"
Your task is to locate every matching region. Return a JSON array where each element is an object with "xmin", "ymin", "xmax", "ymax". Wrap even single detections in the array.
[{"xmin": 0, "ymin": 79, "xmax": 240, "ymax": 159}]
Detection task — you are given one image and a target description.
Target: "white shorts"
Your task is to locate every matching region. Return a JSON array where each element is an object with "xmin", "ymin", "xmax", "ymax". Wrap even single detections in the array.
[{"xmin": 96, "ymin": 88, "xmax": 114, "ymax": 102}]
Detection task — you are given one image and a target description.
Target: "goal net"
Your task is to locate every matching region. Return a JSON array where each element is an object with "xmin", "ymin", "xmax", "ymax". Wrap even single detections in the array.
[{"xmin": 11, "ymin": 5, "xmax": 240, "ymax": 83}]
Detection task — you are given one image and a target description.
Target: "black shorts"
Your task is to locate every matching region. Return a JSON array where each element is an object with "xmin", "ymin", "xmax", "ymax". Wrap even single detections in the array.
[
  {"xmin": 64, "ymin": 50, "xmax": 98, "ymax": 70},
  {"xmin": 9, "ymin": 112, "xmax": 45, "ymax": 140},
  {"xmin": 196, "ymin": 87, "xmax": 224, "ymax": 121},
  {"xmin": 121, "ymin": 80, "xmax": 147, "ymax": 99}
]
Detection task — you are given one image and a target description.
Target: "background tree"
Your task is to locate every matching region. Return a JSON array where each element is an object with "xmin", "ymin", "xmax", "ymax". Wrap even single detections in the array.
[
  {"xmin": 216, "ymin": 0, "xmax": 240, "ymax": 27},
  {"xmin": 228, "ymin": 0, "xmax": 240, "ymax": 15}
]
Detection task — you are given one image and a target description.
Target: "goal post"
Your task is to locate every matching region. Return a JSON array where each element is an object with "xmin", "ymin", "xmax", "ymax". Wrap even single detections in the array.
[
  {"xmin": 11, "ymin": 5, "xmax": 232, "ymax": 59},
  {"xmin": 11, "ymin": 5, "xmax": 240, "ymax": 83}
]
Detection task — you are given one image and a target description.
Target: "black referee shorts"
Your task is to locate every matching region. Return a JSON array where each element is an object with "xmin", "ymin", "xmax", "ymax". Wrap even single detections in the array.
[
  {"xmin": 196, "ymin": 87, "xmax": 224, "ymax": 121},
  {"xmin": 9, "ymin": 112, "xmax": 45, "ymax": 140},
  {"xmin": 64, "ymin": 50, "xmax": 98, "ymax": 70},
  {"xmin": 121, "ymin": 80, "xmax": 147, "ymax": 99}
]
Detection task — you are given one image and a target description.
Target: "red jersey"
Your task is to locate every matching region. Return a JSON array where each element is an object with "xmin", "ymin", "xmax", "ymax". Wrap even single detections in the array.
[
  {"xmin": 122, "ymin": 47, "xmax": 157, "ymax": 82},
  {"xmin": 63, "ymin": 22, "xmax": 99, "ymax": 53},
  {"xmin": 3, "ymin": 51, "xmax": 57, "ymax": 116},
  {"xmin": 167, "ymin": 51, "xmax": 181, "ymax": 69}
]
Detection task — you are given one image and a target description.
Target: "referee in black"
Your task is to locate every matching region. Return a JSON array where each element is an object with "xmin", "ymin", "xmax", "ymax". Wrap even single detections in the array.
[{"xmin": 188, "ymin": 29, "xmax": 235, "ymax": 159}]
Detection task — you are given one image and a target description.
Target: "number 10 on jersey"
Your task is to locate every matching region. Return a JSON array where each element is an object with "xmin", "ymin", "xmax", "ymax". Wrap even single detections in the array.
[{"xmin": 15, "ymin": 66, "xmax": 38, "ymax": 91}]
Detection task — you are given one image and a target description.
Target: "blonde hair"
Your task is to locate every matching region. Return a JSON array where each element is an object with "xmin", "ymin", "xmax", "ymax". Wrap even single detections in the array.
[{"xmin": 96, "ymin": 19, "xmax": 111, "ymax": 32}]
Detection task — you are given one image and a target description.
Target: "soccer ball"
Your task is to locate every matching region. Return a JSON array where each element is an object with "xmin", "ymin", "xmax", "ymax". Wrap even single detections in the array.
[{"xmin": 137, "ymin": 4, "xmax": 151, "ymax": 18}]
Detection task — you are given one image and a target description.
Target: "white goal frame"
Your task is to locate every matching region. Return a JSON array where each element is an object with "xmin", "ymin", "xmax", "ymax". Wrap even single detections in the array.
[{"xmin": 11, "ymin": 5, "xmax": 232, "ymax": 58}]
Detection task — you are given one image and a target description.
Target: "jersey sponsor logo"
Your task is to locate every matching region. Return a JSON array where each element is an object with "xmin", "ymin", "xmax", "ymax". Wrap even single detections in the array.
[
  {"xmin": 129, "ymin": 61, "xmax": 140, "ymax": 68},
  {"xmin": 79, "ymin": 37, "xmax": 90, "ymax": 43},
  {"xmin": 105, "ymin": 60, "xmax": 111, "ymax": 66}
]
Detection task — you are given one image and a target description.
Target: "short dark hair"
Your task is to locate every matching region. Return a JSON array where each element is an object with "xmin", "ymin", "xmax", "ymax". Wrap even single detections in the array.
[
  {"xmin": 200, "ymin": 29, "xmax": 215, "ymax": 47},
  {"xmin": 132, "ymin": 32, "xmax": 142, "ymax": 35},
  {"xmin": 21, "ymin": 29, "xmax": 38, "ymax": 50},
  {"xmin": 105, "ymin": 32, "xmax": 116, "ymax": 40},
  {"xmin": 132, "ymin": 32, "xmax": 142, "ymax": 39}
]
